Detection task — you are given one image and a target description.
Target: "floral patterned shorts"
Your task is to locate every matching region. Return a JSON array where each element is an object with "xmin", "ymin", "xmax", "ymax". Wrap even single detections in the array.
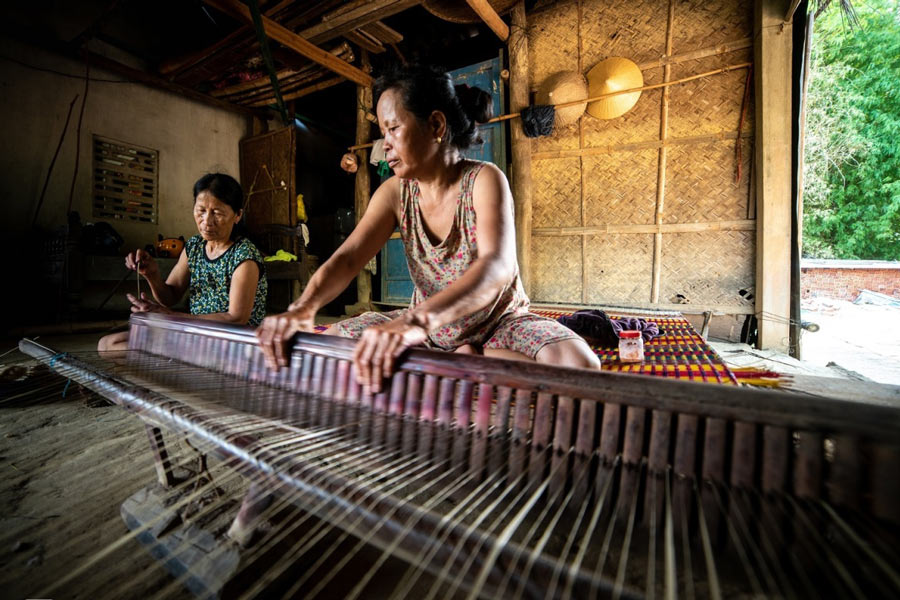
[{"xmin": 334, "ymin": 309, "xmax": 581, "ymax": 359}]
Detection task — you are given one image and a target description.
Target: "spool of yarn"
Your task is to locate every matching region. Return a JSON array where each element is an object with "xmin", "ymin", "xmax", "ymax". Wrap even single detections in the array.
[{"xmin": 536, "ymin": 71, "xmax": 589, "ymax": 128}]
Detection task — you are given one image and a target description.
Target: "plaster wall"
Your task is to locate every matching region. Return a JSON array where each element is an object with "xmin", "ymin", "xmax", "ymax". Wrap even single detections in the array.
[{"xmin": 0, "ymin": 37, "xmax": 250, "ymax": 251}]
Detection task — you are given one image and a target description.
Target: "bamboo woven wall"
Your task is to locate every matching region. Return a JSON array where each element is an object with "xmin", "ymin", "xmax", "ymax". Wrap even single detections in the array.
[{"xmin": 527, "ymin": 0, "xmax": 755, "ymax": 313}]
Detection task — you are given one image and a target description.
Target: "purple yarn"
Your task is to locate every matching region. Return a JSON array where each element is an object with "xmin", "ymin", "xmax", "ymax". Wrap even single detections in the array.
[
  {"xmin": 609, "ymin": 316, "xmax": 660, "ymax": 342},
  {"xmin": 557, "ymin": 310, "xmax": 661, "ymax": 345}
]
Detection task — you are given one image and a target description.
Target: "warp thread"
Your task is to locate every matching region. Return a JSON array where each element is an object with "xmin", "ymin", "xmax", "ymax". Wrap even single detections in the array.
[{"xmin": 48, "ymin": 352, "xmax": 72, "ymax": 398}]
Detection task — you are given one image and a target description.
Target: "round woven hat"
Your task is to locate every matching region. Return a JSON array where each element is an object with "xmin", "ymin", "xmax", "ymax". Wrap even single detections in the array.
[
  {"xmin": 536, "ymin": 71, "xmax": 588, "ymax": 127},
  {"xmin": 422, "ymin": 0, "xmax": 518, "ymax": 23},
  {"xmin": 585, "ymin": 57, "xmax": 643, "ymax": 119}
]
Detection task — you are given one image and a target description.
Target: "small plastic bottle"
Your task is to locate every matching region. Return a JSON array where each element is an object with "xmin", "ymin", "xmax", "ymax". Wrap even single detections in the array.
[{"xmin": 618, "ymin": 330, "xmax": 644, "ymax": 363}]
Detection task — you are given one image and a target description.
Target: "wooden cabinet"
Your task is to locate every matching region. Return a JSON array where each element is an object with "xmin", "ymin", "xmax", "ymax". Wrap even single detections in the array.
[{"xmin": 239, "ymin": 126, "xmax": 311, "ymax": 310}]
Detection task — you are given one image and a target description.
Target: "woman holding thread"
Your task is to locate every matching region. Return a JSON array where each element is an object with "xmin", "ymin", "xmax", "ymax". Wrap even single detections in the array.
[{"xmin": 98, "ymin": 173, "xmax": 267, "ymax": 351}]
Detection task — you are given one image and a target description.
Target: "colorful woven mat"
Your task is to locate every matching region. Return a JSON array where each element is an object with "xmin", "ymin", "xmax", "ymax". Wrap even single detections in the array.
[
  {"xmin": 315, "ymin": 309, "xmax": 742, "ymax": 385},
  {"xmin": 531, "ymin": 308, "xmax": 739, "ymax": 385}
]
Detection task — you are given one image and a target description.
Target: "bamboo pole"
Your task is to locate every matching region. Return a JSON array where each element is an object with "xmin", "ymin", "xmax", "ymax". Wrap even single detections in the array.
[
  {"xmin": 211, "ymin": 42, "xmax": 353, "ymax": 99},
  {"xmin": 651, "ymin": 0, "xmax": 676, "ymax": 304},
  {"xmin": 508, "ymin": 2, "xmax": 533, "ymax": 294},
  {"xmin": 344, "ymin": 63, "xmax": 752, "ymax": 154},
  {"xmin": 532, "ymin": 130, "xmax": 753, "ymax": 159},
  {"xmin": 637, "ymin": 38, "xmax": 753, "ymax": 70},
  {"xmin": 351, "ymin": 49, "xmax": 374, "ymax": 311},
  {"xmin": 247, "ymin": 76, "xmax": 345, "ymax": 107},
  {"xmin": 533, "ymin": 220, "xmax": 757, "ymax": 236},
  {"xmin": 487, "ymin": 62, "xmax": 752, "ymax": 123}
]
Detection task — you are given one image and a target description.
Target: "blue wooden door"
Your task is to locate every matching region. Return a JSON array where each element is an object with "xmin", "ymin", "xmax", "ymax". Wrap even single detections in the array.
[
  {"xmin": 379, "ymin": 56, "xmax": 507, "ymax": 304},
  {"xmin": 450, "ymin": 57, "xmax": 507, "ymax": 172}
]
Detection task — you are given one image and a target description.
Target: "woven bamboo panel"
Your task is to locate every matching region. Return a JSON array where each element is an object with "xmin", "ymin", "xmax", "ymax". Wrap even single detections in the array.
[
  {"xmin": 667, "ymin": 50, "xmax": 754, "ymax": 138},
  {"xmin": 532, "ymin": 157, "xmax": 582, "ymax": 228},
  {"xmin": 583, "ymin": 150, "xmax": 658, "ymax": 226},
  {"xmin": 660, "ymin": 231, "xmax": 755, "ymax": 307},
  {"xmin": 531, "ymin": 236, "xmax": 582, "ymax": 302},
  {"xmin": 581, "ymin": 0, "xmax": 668, "ymax": 68},
  {"xmin": 582, "ymin": 71, "xmax": 662, "ymax": 148},
  {"xmin": 528, "ymin": 0, "xmax": 580, "ymax": 88},
  {"xmin": 664, "ymin": 139, "xmax": 753, "ymax": 223},
  {"xmin": 673, "ymin": 0, "xmax": 753, "ymax": 55},
  {"xmin": 584, "ymin": 234, "xmax": 654, "ymax": 304}
]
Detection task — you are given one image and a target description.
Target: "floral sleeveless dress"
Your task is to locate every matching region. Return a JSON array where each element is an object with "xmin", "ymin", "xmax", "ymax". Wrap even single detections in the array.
[{"xmin": 336, "ymin": 160, "xmax": 578, "ymax": 358}]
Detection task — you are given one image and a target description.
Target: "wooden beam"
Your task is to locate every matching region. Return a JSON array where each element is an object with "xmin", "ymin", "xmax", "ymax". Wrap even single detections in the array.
[
  {"xmin": 247, "ymin": 76, "xmax": 345, "ymax": 106},
  {"xmin": 651, "ymin": 0, "xmax": 676, "ymax": 304},
  {"xmin": 784, "ymin": 0, "xmax": 803, "ymax": 22},
  {"xmin": 159, "ymin": 0, "xmax": 294, "ymax": 76},
  {"xmin": 344, "ymin": 30, "xmax": 386, "ymax": 53},
  {"xmin": 754, "ymin": 0, "xmax": 793, "ymax": 352},
  {"xmin": 508, "ymin": 2, "xmax": 532, "ymax": 293},
  {"xmin": 211, "ymin": 42, "xmax": 353, "ymax": 98},
  {"xmin": 636, "ymin": 37, "xmax": 753, "ymax": 70},
  {"xmin": 299, "ymin": 0, "xmax": 421, "ymax": 46},
  {"xmin": 204, "ymin": 0, "xmax": 373, "ymax": 87},
  {"xmin": 361, "ymin": 21, "xmax": 404, "ymax": 44},
  {"xmin": 350, "ymin": 49, "xmax": 373, "ymax": 312},
  {"xmin": 83, "ymin": 50, "xmax": 266, "ymax": 117},
  {"xmin": 465, "ymin": 0, "xmax": 510, "ymax": 41},
  {"xmin": 532, "ymin": 130, "xmax": 753, "ymax": 159},
  {"xmin": 532, "ymin": 220, "xmax": 757, "ymax": 236}
]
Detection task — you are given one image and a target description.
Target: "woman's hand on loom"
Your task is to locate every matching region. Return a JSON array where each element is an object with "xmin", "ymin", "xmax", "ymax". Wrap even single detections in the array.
[
  {"xmin": 354, "ymin": 315, "xmax": 428, "ymax": 394},
  {"xmin": 126, "ymin": 292, "xmax": 172, "ymax": 315},
  {"xmin": 256, "ymin": 307, "xmax": 316, "ymax": 369}
]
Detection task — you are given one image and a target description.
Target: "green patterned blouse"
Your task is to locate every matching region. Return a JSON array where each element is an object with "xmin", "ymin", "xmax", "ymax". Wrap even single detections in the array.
[{"xmin": 185, "ymin": 235, "xmax": 267, "ymax": 326}]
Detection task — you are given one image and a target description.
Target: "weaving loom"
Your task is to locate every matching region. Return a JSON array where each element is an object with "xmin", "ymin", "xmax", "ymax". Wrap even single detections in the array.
[{"xmin": 18, "ymin": 312, "xmax": 900, "ymax": 599}]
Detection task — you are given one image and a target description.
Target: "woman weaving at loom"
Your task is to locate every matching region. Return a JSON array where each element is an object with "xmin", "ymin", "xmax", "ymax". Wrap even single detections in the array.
[
  {"xmin": 98, "ymin": 173, "xmax": 268, "ymax": 351},
  {"xmin": 257, "ymin": 64, "xmax": 599, "ymax": 391}
]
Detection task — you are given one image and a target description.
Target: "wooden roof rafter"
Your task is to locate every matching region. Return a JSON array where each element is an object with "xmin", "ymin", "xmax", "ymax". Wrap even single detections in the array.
[
  {"xmin": 296, "ymin": 0, "xmax": 421, "ymax": 45},
  {"xmin": 153, "ymin": 1, "xmax": 420, "ymax": 107},
  {"xmin": 463, "ymin": 0, "xmax": 509, "ymax": 41},
  {"xmin": 202, "ymin": 0, "xmax": 373, "ymax": 87}
]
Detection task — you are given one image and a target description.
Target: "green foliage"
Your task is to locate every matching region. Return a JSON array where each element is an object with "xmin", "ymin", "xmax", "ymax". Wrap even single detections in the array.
[{"xmin": 802, "ymin": 0, "xmax": 900, "ymax": 259}]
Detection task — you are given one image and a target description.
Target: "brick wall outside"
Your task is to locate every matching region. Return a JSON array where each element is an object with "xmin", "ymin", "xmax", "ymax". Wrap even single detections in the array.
[{"xmin": 801, "ymin": 267, "xmax": 900, "ymax": 301}]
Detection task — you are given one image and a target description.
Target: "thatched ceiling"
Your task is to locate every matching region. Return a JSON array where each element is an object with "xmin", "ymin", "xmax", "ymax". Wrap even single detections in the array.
[{"xmin": 0, "ymin": 0, "xmax": 510, "ymax": 122}]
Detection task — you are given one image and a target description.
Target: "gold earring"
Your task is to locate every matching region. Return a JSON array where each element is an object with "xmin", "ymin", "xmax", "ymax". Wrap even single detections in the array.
[{"xmin": 436, "ymin": 136, "xmax": 442, "ymax": 144}]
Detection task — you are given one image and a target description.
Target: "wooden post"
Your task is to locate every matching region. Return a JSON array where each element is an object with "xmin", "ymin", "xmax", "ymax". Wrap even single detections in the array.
[
  {"xmin": 651, "ymin": 0, "xmax": 676, "ymax": 303},
  {"xmin": 508, "ymin": 2, "xmax": 533, "ymax": 294},
  {"xmin": 349, "ymin": 49, "xmax": 374, "ymax": 313},
  {"xmin": 754, "ymin": 0, "xmax": 793, "ymax": 352}
]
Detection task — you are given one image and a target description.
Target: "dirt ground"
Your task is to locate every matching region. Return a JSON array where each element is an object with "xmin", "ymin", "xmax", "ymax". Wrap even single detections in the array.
[
  {"xmin": 0, "ymin": 334, "xmax": 195, "ymax": 599},
  {"xmin": 799, "ymin": 297, "xmax": 900, "ymax": 385}
]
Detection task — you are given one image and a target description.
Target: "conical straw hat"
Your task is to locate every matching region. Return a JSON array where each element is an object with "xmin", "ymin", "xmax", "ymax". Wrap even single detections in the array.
[
  {"xmin": 586, "ymin": 57, "xmax": 643, "ymax": 119},
  {"xmin": 536, "ymin": 71, "xmax": 588, "ymax": 127}
]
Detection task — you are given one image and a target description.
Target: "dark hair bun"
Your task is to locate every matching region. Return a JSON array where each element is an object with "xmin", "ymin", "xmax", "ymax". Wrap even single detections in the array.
[
  {"xmin": 373, "ymin": 63, "xmax": 491, "ymax": 150},
  {"xmin": 454, "ymin": 84, "xmax": 492, "ymax": 124}
]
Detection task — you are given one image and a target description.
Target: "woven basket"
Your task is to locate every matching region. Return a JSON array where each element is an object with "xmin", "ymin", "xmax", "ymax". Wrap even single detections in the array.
[{"xmin": 422, "ymin": 0, "xmax": 518, "ymax": 24}]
